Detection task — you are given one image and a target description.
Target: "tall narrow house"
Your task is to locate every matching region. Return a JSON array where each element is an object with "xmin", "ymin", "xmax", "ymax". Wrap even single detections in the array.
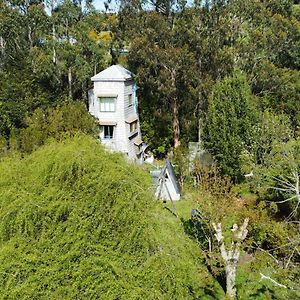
[{"xmin": 89, "ymin": 65, "xmax": 143, "ymax": 160}]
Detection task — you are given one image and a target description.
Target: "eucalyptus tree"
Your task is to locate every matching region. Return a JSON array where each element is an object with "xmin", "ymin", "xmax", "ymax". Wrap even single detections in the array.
[
  {"xmin": 43, "ymin": 0, "xmax": 111, "ymax": 101},
  {"xmin": 0, "ymin": 0, "xmax": 111, "ymax": 138},
  {"xmin": 118, "ymin": 0, "xmax": 200, "ymax": 151},
  {"xmin": 0, "ymin": 0, "xmax": 51, "ymax": 137},
  {"xmin": 226, "ymin": 0, "xmax": 300, "ymax": 128}
]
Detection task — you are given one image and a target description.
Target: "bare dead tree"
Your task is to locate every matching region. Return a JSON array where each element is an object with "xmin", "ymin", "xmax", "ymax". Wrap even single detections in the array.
[
  {"xmin": 269, "ymin": 168, "xmax": 300, "ymax": 219},
  {"xmin": 212, "ymin": 218, "xmax": 249, "ymax": 298}
]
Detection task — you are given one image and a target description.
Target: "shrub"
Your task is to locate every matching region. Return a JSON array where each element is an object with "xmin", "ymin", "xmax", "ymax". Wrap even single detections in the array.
[
  {"xmin": 0, "ymin": 135, "xmax": 216, "ymax": 299},
  {"xmin": 9, "ymin": 102, "xmax": 97, "ymax": 153}
]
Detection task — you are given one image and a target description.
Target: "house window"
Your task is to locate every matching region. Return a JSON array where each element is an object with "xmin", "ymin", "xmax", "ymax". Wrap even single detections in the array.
[
  {"xmin": 130, "ymin": 121, "xmax": 138, "ymax": 133},
  {"xmin": 99, "ymin": 97, "xmax": 116, "ymax": 112},
  {"xmin": 128, "ymin": 94, "xmax": 133, "ymax": 106},
  {"xmin": 101, "ymin": 125, "xmax": 114, "ymax": 139}
]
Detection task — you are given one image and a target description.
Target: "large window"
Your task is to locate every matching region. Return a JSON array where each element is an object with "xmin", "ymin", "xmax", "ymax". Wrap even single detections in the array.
[
  {"xmin": 101, "ymin": 125, "xmax": 114, "ymax": 139},
  {"xmin": 99, "ymin": 97, "xmax": 116, "ymax": 112}
]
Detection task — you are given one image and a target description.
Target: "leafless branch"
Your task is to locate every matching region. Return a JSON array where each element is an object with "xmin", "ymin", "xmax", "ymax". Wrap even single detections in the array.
[
  {"xmin": 284, "ymin": 248, "xmax": 295, "ymax": 269},
  {"xmin": 247, "ymin": 245, "xmax": 279, "ymax": 264},
  {"xmin": 266, "ymin": 195, "xmax": 298, "ymax": 204},
  {"xmin": 260, "ymin": 273, "xmax": 287, "ymax": 289}
]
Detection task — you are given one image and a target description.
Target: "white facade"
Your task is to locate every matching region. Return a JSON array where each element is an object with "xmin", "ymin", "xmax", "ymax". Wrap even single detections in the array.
[
  {"xmin": 155, "ymin": 168, "xmax": 181, "ymax": 201},
  {"xmin": 89, "ymin": 65, "xmax": 143, "ymax": 160},
  {"xmin": 151, "ymin": 160, "xmax": 181, "ymax": 201}
]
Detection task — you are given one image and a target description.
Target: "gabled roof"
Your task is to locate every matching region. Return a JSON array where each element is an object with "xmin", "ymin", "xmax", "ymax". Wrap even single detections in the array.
[
  {"xmin": 150, "ymin": 159, "xmax": 181, "ymax": 199},
  {"xmin": 91, "ymin": 64, "xmax": 134, "ymax": 82},
  {"xmin": 164, "ymin": 159, "xmax": 181, "ymax": 195}
]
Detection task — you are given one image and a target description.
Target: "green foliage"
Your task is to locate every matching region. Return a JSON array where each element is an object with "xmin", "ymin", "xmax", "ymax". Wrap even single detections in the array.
[
  {"xmin": 0, "ymin": 0, "xmax": 300, "ymax": 297},
  {"xmin": 202, "ymin": 70, "xmax": 258, "ymax": 180},
  {"xmin": 251, "ymin": 62, "xmax": 300, "ymax": 127},
  {"xmin": 120, "ymin": 7, "xmax": 200, "ymax": 149},
  {"xmin": 173, "ymin": 144, "xmax": 190, "ymax": 186},
  {"xmin": 9, "ymin": 102, "xmax": 97, "ymax": 154},
  {"xmin": 182, "ymin": 183, "xmax": 300, "ymax": 298},
  {"xmin": 247, "ymin": 138, "xmax": 300, "ymax": 218},
  {"xmin": 241, "ymin": 110, "xmax": 293, "ymax": 173},
  {"xmin": 192, "ymin": 164, "xmax": 234, "ymax": 200},
  {"xmin": 0, "ymin": 135, "xmax": 220, "ymax": 299},
  {"xmin": 0, "ymin": 69, "xmax": 51, "ymax": 138}
]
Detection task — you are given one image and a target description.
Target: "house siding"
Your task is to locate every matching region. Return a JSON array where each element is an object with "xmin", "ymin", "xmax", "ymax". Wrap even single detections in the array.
[{"xmin": 89, "ymin": 68, "xmax": 142, "ymax": 160}]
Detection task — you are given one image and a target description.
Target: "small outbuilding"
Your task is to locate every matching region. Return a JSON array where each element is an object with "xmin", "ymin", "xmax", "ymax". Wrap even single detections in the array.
[{"xmin": 151, "ymin": 159, "xmax": 181, "ymax": 201}]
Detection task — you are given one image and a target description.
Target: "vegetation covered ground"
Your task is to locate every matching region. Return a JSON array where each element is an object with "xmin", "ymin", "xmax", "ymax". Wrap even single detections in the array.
[
  {"xmin": 0, "ymin": 134, "xmax": 298, "ymax": 299},
  {"xmin": 0, "ymin": 135, "xmax": 221, "ymax": 299}
]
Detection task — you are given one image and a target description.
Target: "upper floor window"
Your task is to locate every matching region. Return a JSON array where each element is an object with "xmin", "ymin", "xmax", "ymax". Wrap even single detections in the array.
[
  {"xmin": 130, "ymin": 120, "xmax": 138, "ymax": 133},
  {"xmin": 128, "ymin": 94, "xmax": 133, "ymax": 106},
  {"xmin": 99, "ymin": 97, "xmax": 116, "ymax": 112}
]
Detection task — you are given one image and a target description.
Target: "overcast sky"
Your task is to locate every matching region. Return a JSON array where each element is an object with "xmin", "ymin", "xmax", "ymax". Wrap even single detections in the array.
[{"xmin": 92, "ymin": 0, "xmax": 195, "ymax": 12}]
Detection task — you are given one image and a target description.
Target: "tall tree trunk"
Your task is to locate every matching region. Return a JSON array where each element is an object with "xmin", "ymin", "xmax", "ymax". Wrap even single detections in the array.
[
  {"xmin": 82, "ymin": 80, "xmax": 88, "ymax": 108},
  {"xmin": 172, "ymin": 97, "xmax": 180, "ymax": 148},
  {"xmin": 198, "ymin": 117, "xmax": 202, "ymax": 144},
  {"xmin": 170, "ymin": 69, "xmax": 180, "ymax": 148},
  {"xmin": 0, "ymin": 36, "xmax": 4, "ymax": 58},
  {"xmin": 52, "ymin": 24, "xmax": 56, "ymax": 64},
  {"xmin": 68, "ymin": 67, "xmax": 72, "ymax": 99},
  {"xmin": 28, "ymin": 24, "xmax": 33, "ymax": 48}
]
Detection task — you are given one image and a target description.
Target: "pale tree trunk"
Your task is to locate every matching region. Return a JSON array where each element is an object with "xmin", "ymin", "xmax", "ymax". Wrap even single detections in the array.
[
  {"xmin": 225, "ymin": 263, "xmax": 237, "ymax": 297},
  {"xmin": 68, "ymin": 67, "xmax": 72, "ymax": 99},
  {"xmin": 28, "ymin": 25, "xmax": 33, "ymax": 48},
  {"xmin": 49, "ymin": 0, "xmax": 57, "ymax": 64},
  {"xmin": 82, "ymin": 81, "xmax": 88, "ymax": 108},
  {"xmin": 52, "ymin": 24, "xmax": 56, "ymax": 64},
  {"xmin": 0, "ymin": 36, "xmax": 5, "ymax": 58},
  {"xmin": 172, "ymin": 97, "xmax": 180, "ymax": 148},
  {"xmin": 212, "ymin": 218, "xmax": 249, "ymax": 298},
  {"xmin": 170, "ymin": 69, "xmax": 180, "ymax": 148},
  {"xmin": 198, "ymin": 117, "xmax": 202, "ymax": 144}
]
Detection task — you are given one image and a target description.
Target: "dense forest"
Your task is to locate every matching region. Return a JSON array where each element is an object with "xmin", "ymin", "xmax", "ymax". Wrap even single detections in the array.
[{"xmin": 0, "ymin": 0, "xmax": 300, "ymax": 299}]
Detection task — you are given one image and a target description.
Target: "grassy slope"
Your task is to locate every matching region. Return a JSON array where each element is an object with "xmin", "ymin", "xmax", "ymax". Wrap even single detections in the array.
[
  {"xmin": 148, "ymin": 201, "xmax": 224, "ymax": 300},
  {"xmin": 0, "ymin": 135, "xmax": 222, "ymax": 299}
]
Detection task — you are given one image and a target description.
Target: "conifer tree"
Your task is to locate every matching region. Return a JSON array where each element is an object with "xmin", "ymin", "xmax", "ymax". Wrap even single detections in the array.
[{"xmin": 202, "ymin": 70, "xmax": 258, "ymax": 180}]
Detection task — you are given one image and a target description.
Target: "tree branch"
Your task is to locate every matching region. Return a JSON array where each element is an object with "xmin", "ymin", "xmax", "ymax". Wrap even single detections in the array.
[{"xmin": 260, "ymin": 273, "xmax": 287, "ymax": 289}]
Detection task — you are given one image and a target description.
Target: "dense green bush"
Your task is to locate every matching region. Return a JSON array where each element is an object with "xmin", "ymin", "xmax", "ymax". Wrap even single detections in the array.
[
  {"xmin": 9, "ymin": 102, "xmax": 98, "ymax": 154},
  {"xmin": 0, "ymin": 135, "xmax": 217, "ymax": 299},
  {"xmin": 202, "ymin": 71, "xmax": 258, "ymax": 181}
]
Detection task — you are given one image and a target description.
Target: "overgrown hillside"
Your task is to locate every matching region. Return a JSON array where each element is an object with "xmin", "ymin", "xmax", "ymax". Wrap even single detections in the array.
[{"xmin": 0, "ymin": 135, "xmax": 220, "ymax": 299}]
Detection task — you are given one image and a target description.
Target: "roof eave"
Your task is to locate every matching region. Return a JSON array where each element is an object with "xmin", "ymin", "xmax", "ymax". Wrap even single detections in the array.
[{"xmin": 91, "ymin": 77, "xmax": 133, "ymax": 82}]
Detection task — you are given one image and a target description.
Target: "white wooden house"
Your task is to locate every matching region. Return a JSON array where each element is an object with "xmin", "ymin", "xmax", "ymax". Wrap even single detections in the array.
[{"xmin": 89, "ymin": 65, "xmax": 143, "ymax": 160}]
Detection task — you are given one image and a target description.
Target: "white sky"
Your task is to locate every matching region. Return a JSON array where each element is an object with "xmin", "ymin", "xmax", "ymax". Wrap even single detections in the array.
[
  {"xmin": 92, "ymin": 0, "xmax": 195, "ymax": 12},
  {"xmin": 92, "ymin": 0, "xmax": 118, "ymax": 11}
]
